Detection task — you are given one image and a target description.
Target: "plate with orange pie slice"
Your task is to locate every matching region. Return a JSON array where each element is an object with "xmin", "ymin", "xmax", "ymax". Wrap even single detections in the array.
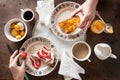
[
  {"xmin": 50, "ymin": 1, "xmax": 84, "ymax": 41},
  {"xmin": 19, "ymin": 37, "xmax": 58, "ymax": 76}
]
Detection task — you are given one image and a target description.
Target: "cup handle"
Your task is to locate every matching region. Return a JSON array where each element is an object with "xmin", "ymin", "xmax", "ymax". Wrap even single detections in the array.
[
  {"xmin": 20, "ymin": 9, "xmax": 24, "ymax": 12},
  {"xmin": 110, "ymin": 53, "xmax": 117, "ymax": 59},
  {"xmin": 88, "ymin": 59, "xmax": 91, "ymax": 62}
]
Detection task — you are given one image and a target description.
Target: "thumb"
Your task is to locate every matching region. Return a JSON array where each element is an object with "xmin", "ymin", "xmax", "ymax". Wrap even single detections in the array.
[
  {"xmin": 72, "ymin": 7, "xmax": 82, "ymax": 17},
  {"xmin": 21, "ymin": 59, "xmax": 26, "ymax": 68}
]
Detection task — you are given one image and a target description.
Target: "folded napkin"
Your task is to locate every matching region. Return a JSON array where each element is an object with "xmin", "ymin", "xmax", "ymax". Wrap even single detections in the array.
[
  {"xmin": 58, "ymin": 52, "xmax": 85, "ymax": 80},
  {"xmin": 36, "ymin": 0, "xmax": 54, "ymax": 26}
]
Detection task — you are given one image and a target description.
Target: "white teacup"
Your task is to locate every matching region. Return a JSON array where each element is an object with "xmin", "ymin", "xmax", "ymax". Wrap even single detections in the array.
[
  {"xmin": 72, "ymin": 41, "xmax": 91, "ymax": 62},
  {"xmin": 21, "ymin": 8, "xmax": 34, "ymax": 22},
  {"xmin": 94, "ymin": 43, "xmax": 117, "ymax": 60}
]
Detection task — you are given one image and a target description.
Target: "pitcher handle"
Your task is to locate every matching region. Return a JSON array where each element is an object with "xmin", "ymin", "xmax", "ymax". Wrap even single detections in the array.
[
  {"xmin": 88, "ymin": 59, "xmax": 91, "ymax": 62},
  {"xmin": 110, "ymin": 53, "xmax": 117, "ymax": 59},
  {"xmin": 20, "ymin": 9, "xmax": 24, "ymax": 12}
]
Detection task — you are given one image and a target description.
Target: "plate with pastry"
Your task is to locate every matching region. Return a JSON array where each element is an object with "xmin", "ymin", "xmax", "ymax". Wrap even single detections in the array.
[
  {"xmin": 50, "ymin": 1, "xmax": 84, "ymax": 41},
  {"xmin": 19, "ymin": 37, "xmax": 58, "ymax": 76}
]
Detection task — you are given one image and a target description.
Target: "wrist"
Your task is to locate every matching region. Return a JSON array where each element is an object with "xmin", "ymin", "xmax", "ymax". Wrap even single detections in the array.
[
  {"xmin": 14, "ymin": 77, "xmax": 24, "ymax": 80},
  {"xmin": 86, "ymin": 0, "xmax": 98, "ymax": 8}
]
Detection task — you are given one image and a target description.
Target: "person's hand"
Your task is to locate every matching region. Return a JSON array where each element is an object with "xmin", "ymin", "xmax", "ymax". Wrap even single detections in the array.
[
  {"xmin": 73, "ymin": 0, "xmax": 98, "ymax": 29},
  {"xmin": 9, "ymin": 50, "xmax": 26, "ymax": 80}
]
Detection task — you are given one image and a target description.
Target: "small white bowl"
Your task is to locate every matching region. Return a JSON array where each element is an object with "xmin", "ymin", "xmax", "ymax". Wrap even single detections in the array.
[{"xmin": 4, "ymin": 18, "xmax": 27, "ymax": 42}]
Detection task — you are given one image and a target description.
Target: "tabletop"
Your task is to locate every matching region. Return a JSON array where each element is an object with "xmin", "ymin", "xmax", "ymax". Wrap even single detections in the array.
[{"xmin": 0, "ymin": 0, "xmax": 120, "ymax": 80}]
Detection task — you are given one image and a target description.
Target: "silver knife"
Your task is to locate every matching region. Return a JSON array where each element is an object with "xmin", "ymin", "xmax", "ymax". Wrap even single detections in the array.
[{"xmin": 6, "ymin": 44, "xmax": 13, "ymax": 54}]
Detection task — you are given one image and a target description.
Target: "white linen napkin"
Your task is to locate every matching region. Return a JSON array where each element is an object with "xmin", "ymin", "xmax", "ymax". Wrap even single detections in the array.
[
  {"xmin": 34, "ymin": 0, "xmax": 86, "ymax": 80},
  {"xmin": 36, "ymin": 0, "xmax": 54, "ymax": 26},
  {"xmin": 59, "ymin": 52, "xmax": 85, "ymax": 80}
]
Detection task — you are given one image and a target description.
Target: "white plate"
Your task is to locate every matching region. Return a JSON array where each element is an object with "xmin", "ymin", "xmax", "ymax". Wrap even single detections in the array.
[
  {"xmin": 19, "ymin": 37, "xmax": 58, "ymax": 76},
  {"xmin": 50, "ymin": 1, "xmax": 84, "ymax": 41}
]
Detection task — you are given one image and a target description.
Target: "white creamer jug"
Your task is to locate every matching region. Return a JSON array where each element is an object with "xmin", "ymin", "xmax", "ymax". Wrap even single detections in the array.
[{"xmin": 94, "ymin": 43, "xmax": 117, "ymax": 60}]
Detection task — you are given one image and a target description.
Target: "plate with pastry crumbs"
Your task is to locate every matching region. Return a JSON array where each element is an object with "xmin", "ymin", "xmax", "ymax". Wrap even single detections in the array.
[
  {"xmin": 19, "ymin": 37, "xmax": 58, "ymax": 76},
  {"xmin": 50, "ymin": 1, "xmax": 84, "ymax": 41}
]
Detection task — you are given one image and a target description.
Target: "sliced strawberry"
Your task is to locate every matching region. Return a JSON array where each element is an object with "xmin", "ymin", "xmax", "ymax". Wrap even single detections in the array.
[
  {"xmin": 37, "ymin": 49, "xmax": 52, "ymax": 62},
  {"xmin": 30, "ymin": 58, "xmax": 34, "ymax": 66},
  {"xmin": 34, "ymin": 64, "xmax": 40, "ymax": 69},
  {"xmin": 41, "ymin": 49, "xmax": 51, "ymax": 59},
  {"xmin": 46, "ymin": 52, "xmax": 51, "ymax": 59},
  {"xmin": 30, "ymin": 57, "xmax": 41, "ymax": 69},
  {"xmin": 41, "ymin": 49, "xmax": 48, "ymax": 55},
  {"xmin": 35, "ymin": 58, "xmax": 41, "ymax": 66},
  {"xmin": 37, "ymin": 50, "xmax": 43, "ymax": 59},
  {"xmin": 20, "ymin": 52, "xmax": 27, "ymax": 59}
]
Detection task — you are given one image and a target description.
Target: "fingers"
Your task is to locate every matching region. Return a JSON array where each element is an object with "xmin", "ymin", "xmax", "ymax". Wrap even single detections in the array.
[
  {"xmin": 83, "ymin": 20, "xmax": 91, "ymax": 32},
  {"xmin": 21, "ymin": 59, "xmax": 26, "ymax": 68},
  {"xmin": 14, "ymin": 52, "xmax": 21, "ymax": 63},
  {"xmin": 11, "ymin": 50, "xmax": 18, "ymax": 59},
  {"xmin": 9, "ymin": 50, "xmax": 19, "ymax": 69},
  {"xmin": 9, "ymin": 50, "xmax": 27, "ymax": 70},
  {"xmin": 10, "ymin": 50, "xmax": 18, "ymax": 63},
  {"xmin": 72, "ymin": 7, "xmax": 82, "ymax": 17},
  {"xmin": 83, "ymin": 15, "xmax": 95, "ymax": 30},
  {"xmin": 78, "ymin": 15, "xmax": 88, "ymax": 28},
  {"xmin": 78, "ymin": 13, "xmax": 95, "ymax": 29},
  {"xmin": 86, "ymin": 19, "xmax": 92, "ymax": 28},
  {"xmin": 73, "ymin": 9, "xmax": 82, "ymax": 16}
]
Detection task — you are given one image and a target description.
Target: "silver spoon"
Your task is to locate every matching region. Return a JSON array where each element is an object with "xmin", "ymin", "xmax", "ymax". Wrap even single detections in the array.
[{"xmin": 96, "ymin": 11, "xmax": 113, "ymax": 34}]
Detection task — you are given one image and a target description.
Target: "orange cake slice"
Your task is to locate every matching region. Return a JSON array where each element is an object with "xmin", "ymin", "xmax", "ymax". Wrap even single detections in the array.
[{"xmin": 58, "ymin": 16, "xmax": 80, "ymax": 33}]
